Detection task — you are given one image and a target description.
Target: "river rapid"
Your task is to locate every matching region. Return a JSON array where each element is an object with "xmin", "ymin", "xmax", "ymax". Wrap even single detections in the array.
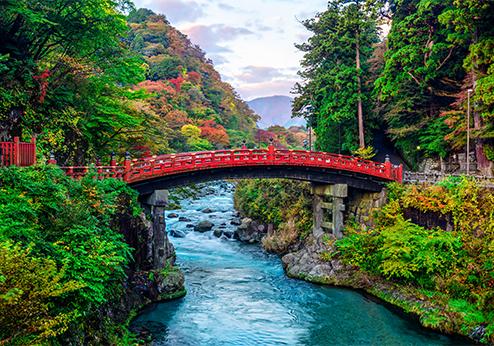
[{"xmin": 132, "ymin": 182, "xmax": 470, "ymax": 346}]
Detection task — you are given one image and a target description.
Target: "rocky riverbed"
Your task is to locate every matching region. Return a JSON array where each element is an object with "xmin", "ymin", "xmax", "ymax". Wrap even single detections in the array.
[{"xmin": 132, "ymin": 182, "xmax": 468, "ymax": 345}]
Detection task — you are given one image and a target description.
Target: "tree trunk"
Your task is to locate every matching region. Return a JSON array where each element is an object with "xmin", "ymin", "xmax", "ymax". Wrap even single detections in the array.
[{"xmin": 356, "ymin": 31, "xmax": 365, "ymax": 149}]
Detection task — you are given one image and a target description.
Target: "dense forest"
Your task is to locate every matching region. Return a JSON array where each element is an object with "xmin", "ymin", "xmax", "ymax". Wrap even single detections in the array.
[
  {"xmin": 0, "ymin": 2, "xmax": 262, "ymax": 165},
  {"xmin": 294, "ymin": 0, "xmax": 494, "ymax": 173}
]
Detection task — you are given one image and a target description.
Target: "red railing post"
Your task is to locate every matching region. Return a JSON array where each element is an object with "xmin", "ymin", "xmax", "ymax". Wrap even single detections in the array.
[
  {"xmin": 123, "ymin": 152, "xmax": 131, "ymax": 182},
  {"xmin": 110, "ymin": 151, "xmax": 117, "ymax": 167},
  {"xmin": 13, "ymin": 136, "xmax": 20, "ymax": 166},
  {"xmin": 397, "ymin": 164, "xmax": 403, "ymax": 183},
  {"xmin": 268, "ymin": 143, "xmax": 275, "ymax": 162},
  {"xmin": 31, "ymin": 137, "xmax": 36, "ymax": 165},
  {"xmin": 384, "ymin": 155, "xmax": 392, "ymax": 179}
]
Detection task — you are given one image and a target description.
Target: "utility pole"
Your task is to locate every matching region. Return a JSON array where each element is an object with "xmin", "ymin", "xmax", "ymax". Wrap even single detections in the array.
[{"xmin": 467, "ymin": 89, "xmax": 473, "ymax": 175}]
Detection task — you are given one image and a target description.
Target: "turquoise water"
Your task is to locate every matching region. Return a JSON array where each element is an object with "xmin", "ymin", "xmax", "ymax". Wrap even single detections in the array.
[{"xmin": 132, "ymin": 183, "xmax": 470, "ymax": 346}]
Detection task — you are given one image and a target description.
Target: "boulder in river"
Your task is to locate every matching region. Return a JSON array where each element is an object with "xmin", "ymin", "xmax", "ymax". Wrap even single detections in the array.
[
  {"xmin": 170, "ymin": 229, "xmax": 186, "ymax": 238},
  {"xmin": 213, "ymin": 229, "xmax": 223, "ymax": 238},
  {"xmin": 202, "ymin": 208, "xmax": 214, "ymax": 213},
  {"xmin": 194, "ymin": 220, "xmax": 214, "ymax": 232},
  {"xmin": 168, "ymin": 213, "xmax": 179, "ymax": 218},
  {"xmin": 234, "ymin": 218, "xmax": 267, "ymax": 243},
  {"xmin": 230, "ymin": 218, "xmax": 241, "ymax": 226},
  {"xmin": 179, "ymin": 216, "xmax": 191, "ymax": 222},
  {"xmin": 222, "ymin": 230, "xmax": 235, "ymax": 239}
]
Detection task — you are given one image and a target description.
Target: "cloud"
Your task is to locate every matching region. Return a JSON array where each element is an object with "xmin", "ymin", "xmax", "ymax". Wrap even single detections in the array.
[
  {"xmin": 217, "ymin": 2, "xmax": 237, "ymax": 11},
  {"xmin": 150, "ymin": 0, "xmax": 205, "ymax": 23},
  {"xmin": 183, "ymin": 24, "xmax": 254, "ymax": 53},
  {"xmin": 235, "ymin": 66, "xmax": 287, "ymax": 83},
  {"xmin": 208, "ymin": 54, "xmax": 228, "ymax": 66},
  {"xmin": 236, "ymin": 79, "xmax": 297, "ymax": 100}
]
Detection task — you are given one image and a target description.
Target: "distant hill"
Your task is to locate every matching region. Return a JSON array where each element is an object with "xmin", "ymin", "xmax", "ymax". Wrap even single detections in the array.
[{"xmin": 248, "ymin": 95, "xmax": 305, "ymax": 129}]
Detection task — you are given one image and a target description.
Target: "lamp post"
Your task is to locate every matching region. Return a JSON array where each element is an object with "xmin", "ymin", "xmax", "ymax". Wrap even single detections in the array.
[{"xmin": 466, "ymin": 89, "xmax": 473, "ymax": 175}]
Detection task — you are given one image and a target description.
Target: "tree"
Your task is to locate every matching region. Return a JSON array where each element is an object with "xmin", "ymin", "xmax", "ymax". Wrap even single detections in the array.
[
  {"xmin": 375, "ymin": 0, "xmax": 465, "ymax": 166},
  {"xmin": 439, "ymin": 0, "xmax": 494, "ymax": 175},
  {"xmin": 0, "ymin": 0, "xmax": 152, "ymax": 164},
  {"xmin": 293, "ymin": 0, "xmax": 379, "ymax": 153}
]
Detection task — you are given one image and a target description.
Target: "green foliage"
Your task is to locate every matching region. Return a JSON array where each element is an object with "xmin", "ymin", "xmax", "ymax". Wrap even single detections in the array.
[
  {"xmin": 293, "ymin": 0, "xmax": 380, "ymax": 153},
  {"xmin": 234, "ymin": 179, "xmax": 313, "ymax": 253},
  {"xmin": 352, "ymin": 146, "xmax": 376, "ymax": 159},
  {"xmin": 0, "ymin": 166, "xmax": 138, "ymax": 344},
  {"xmin": 336, "ymin": 178, "xmax": 494, "ymax": 343},
  {"xmin": 0, "ymin": 242, "xmax": 82, "ymax": 344}
]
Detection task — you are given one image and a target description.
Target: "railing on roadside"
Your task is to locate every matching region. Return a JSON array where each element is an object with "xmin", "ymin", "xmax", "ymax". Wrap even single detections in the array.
[
  {"xmin": 403, "ymin": 171, "xmax": 494, "ymax": 188},
  {"xmin": 0, "ymin": 137, "xmax": 36, "ymax": 167}
]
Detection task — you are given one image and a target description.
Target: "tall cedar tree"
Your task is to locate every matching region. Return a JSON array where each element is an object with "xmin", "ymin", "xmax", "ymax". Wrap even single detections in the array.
[
  {"xmin": 293, "ymin": 0, "xmax": 379, "ymax": 153},
  {"xmin": 439, "ymin": 0, "xmax": 494, "ymax": 175},
  {"xmin": 375, "ymin": 0, "xmax": 465, "ymax": 166}
]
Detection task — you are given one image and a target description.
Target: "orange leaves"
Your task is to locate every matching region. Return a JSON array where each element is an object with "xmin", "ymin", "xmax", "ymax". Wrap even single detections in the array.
[
  {"xmin": 137, "ymin": 80, "xmax": 176, "ymax": 95},
  {"xmin": 199, "ymin": 120, "xmax": 229, "ymax": 147},
  {"xmin": 165, "ymin": 110, "xmax": 191, "ymax": 129}
]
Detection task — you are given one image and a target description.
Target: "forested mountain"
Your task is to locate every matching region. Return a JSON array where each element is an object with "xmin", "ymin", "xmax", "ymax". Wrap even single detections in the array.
[
  {"xmin": 127, "ymin": 8, "xmax": 258, "ymax": 154},
  {"xmin": 294, "ymin": 0, "xmax": 494, "ymax": 174},
  {"xmin": 248, "ymin": 95, "xmax": 304, "ymax": 129},
  {"xmin": 0, "ymin": 4, "xmax": 258, "ymax": 164}
]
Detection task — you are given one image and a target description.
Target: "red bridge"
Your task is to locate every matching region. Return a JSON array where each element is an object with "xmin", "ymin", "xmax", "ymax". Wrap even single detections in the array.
[{"xmin": 53, "ymin": 145, "xmax": 402, "ymax": 194}]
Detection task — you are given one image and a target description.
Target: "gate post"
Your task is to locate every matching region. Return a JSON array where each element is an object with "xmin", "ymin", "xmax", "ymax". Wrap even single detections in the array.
[
  {"xmin": 13, "ymin": 136, "xmax": 20, "ymax": 166},
  {"xmin": 30, "ymin": 137, "xmax": 36, "ymax": 165}
]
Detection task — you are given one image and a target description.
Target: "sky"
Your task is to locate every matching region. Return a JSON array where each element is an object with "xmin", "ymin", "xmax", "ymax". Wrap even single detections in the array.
[{"xmin": 132, "ymin": 0, "xmax": 328, "ymax": 100}]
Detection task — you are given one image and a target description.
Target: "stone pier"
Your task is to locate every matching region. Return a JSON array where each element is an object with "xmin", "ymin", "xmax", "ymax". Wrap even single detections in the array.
[
  {"xmin": 141, "ymin": 189, "xmax": 172, "ymax": 269},
  {"xmin": 312, "ymin": 183, "xmax": 348, "ymax": 239}
]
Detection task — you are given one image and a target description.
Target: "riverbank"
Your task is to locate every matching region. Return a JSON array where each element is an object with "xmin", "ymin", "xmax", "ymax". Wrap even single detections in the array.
[
  {"xmin": 281, "ymin": 234, "xmax": 482, "ymax": 344},
  {"xmin": 234, "ymin": 178, "xmax": 494, "ymax": 345}
]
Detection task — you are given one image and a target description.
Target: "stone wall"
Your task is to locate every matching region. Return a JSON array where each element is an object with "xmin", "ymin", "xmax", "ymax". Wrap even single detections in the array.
[{"xmin": 345, "ymin": 188, "xmax": 387, "ymax": 230}]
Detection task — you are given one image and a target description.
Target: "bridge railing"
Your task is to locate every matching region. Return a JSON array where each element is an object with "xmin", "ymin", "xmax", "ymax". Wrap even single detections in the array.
[
  {"xmin": 122, "ymin": 147, "xmax": 403, "ymax": 183},
  {"xmin": 0, "ymin": 137, "xmax": 36, "ymax": 167}
]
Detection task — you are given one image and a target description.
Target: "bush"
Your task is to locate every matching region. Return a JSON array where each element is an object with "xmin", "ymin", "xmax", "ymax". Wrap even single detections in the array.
[
  {"xmin": 0, "ymin": 165, "xmax": 139, "ymax": 344},
  {"xmin": 336, "ymin": 177, "xmax": 494, "ymax": 342}
]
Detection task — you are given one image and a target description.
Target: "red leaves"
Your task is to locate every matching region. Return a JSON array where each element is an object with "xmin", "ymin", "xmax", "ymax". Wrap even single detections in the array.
[
  {"xmin": 169, "ymin": 76, "xmax": 185, "ymax": 92},
  {"xmin": 186, "ymin": 71, "xmax": 201, "ymax": 84},
  {"xmin": 137, "ymin": 80, "xmax": 176, "ymax": 94},
  {"xmin": 199, "ymin": 120, "xmax": 229, "ymax": 146},
  {"xmin": 33, "ymin": 69, "xmax": 51, "ymax": 104}
]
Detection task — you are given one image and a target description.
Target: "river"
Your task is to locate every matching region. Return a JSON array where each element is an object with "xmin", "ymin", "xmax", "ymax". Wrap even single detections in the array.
[{"xmin": 132, "ymin": 182, "xmax": 469, "ymax": 345}]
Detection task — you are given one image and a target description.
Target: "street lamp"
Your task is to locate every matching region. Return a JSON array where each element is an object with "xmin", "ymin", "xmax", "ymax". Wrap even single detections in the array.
[{"xmin": 467, "ymin": 89, "xmax": 473, "ymax": 175}]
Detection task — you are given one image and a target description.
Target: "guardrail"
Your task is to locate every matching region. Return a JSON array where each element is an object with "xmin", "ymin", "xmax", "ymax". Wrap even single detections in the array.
[{"xmin": 0, "ymin": 137, "xmax": 36, "ymax": 167}]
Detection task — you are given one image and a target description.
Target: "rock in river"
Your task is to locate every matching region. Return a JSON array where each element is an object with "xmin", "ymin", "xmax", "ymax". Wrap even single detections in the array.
[
  {"xmin": 170, "ymin": 229, "xmax": 186, "ymax": 238},
  {"xmin": 194, "ymin": 220, "xmax": 214, "ymax": 232},
  {"xmin": 168, "ymin": 213, "xmax": 179, "ymax": 218},
  {"xmin": 213, "ymin": 229, "xmax": 223, "ymax": 238},
  {"xmin": 202, "ymin": 208, "xmax": 214, "ymax": 213}
]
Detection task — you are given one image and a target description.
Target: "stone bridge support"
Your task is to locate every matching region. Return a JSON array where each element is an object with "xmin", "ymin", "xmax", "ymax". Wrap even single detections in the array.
[
  {"xmin": 312, "ymin": 183, "xmax": 348, "ymax": 239},
  {"xmin": 141, "ymin": 190, "xmax": 172, "ymax": 269}
]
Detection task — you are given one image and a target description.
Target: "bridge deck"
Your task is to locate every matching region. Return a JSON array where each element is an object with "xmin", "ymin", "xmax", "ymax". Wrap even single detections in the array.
[{"xmin": 60, "ymin": 147, "xmax": 403, "ymax": 185}]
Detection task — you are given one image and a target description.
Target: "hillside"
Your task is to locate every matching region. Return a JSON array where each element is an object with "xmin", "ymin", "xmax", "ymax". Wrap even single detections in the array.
[
  {"xmin": 248, "ymin": 95, "xmax": 304, "ymax": 129},
  {"xmin": 127, "ymin": 8, "xmax": 259, "ymax": 154}
]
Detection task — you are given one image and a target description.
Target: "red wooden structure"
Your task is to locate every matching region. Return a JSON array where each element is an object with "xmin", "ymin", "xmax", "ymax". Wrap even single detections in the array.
[
  {"xmin": 57, "ymin": 145, "xmax": 403, "ymax": 184},
  {"xmin": 0, "ymin": 137, "xmax": 37, "ymax": 167}
]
